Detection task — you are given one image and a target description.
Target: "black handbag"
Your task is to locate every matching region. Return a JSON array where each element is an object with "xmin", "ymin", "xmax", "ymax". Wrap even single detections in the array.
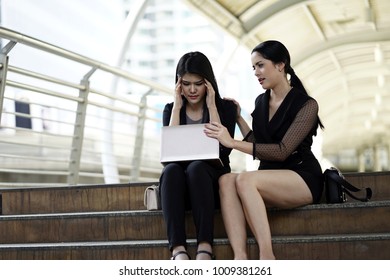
[{"xmin": 324, "ymin": 168, "xmax": 372, "ymax": 203}]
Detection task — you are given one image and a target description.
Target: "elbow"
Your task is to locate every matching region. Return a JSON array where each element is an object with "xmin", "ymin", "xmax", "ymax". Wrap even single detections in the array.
[{"xmin": 273, "ymin": 144, "xmax": 292, "ymax": 161}]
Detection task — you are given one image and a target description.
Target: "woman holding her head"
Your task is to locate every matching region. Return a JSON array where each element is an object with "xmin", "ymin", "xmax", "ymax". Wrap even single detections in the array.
[
  {"xmin": 205, "ymin": 40, "xmax": 324, "ymax": 260},
  {"xmin": 160, "ymin": 51, "xmax": 236, "ymax": 260}
]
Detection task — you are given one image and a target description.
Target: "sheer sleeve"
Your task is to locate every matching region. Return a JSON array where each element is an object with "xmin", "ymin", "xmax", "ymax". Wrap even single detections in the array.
[
  {"xmin": 243, "ymin": 130, "xmax": 255, "ymax": 142},
  {"xmin": 252, "ymin": 99, "xmax": 319, "ymax": 161}
]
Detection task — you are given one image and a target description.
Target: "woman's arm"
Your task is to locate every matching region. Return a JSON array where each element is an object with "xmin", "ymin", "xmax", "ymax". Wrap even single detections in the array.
[
  {"xmin": 223, "ymin": 97, "xmax": 251, "ymax": 137},
  {"xmin": 253, "ymin": 99, "xmax": 319, "ymax": 161},
  {"xmin": 168, "ymin": 107, "xmax": 181, "ymax": 126},
  {"xmin": 169, "ymin": 77, "xmax": 184, "ymax": 126},
  {"xmin": 205, "ymin": 79, "xmax": 221, "ymax": 123},
  {"xmin": 237, "ymin": 114, "xmax": 251, "ymax": 138},
  {"xmin": 205, "ymin": 99, "xmax": 319, "ymax": 159}
]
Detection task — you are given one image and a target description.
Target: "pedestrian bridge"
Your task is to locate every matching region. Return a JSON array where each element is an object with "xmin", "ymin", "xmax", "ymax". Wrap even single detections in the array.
[{"xmin": 1, "ymin": 0, "xmax": 390, "ymax": 187}]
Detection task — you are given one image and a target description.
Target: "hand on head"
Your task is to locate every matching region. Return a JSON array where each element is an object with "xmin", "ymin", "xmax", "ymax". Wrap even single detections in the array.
[
  {"xmin": 204, "ymin": 79, "xmax": 216, "ymax": 108},
  {"xmin": 174, "ymin": 76, "xmax": 183, "ymax": 109}
]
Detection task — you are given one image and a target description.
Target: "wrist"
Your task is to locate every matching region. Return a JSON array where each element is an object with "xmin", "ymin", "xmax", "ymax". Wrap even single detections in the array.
[
  {"xmin": 229, "ymin": 139, "xmax": 236, "ymax": 149},
  {"xmin": 207, "ymin": 103, "xmax": 217, "ymax": 110},
  {"xmin": 172, "ymin": 105, "xmax": 181, "ymax": 112}
]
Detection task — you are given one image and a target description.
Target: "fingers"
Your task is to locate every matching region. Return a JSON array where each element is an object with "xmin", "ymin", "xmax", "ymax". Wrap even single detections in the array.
[
  {"xmin": 204, "ymin": 79, "xmax": 215, "ymax": 93},
  {"xmin": 175, "ymin": 77, "xmax": 183, "ymax": 99},
  {"xmin": 223, "ymin": 97, "xmax": 240, "ymax": 106},
  {"xmin": 204, "ymin": 122, "xmax": 223, "ymax": 136},
  {"xmin": 205, "ymin": 121, "xmax": 219, "ymax": 128},
  {"xmin": 175, "ymin": 76, "xmax": 182, "ymax": 90}
]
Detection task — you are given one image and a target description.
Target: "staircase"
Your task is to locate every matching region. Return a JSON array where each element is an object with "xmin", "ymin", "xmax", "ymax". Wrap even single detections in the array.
[{"xmin": 0, "ymin": 172, "xmax": 389, "ymax": 260}]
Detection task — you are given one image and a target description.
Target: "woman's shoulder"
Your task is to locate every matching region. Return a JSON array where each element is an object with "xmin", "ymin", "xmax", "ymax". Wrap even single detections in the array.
[
  {"xmin": 291, "ymin": 87, "xmax": 318, "ymax": 104},
  {"xmin": 254, "ymin": 91, "xmax": 268, "ymax": 106},
  {"xmin": 164, "ymin": 102, "xmax": 174, "ymax": 108},
  {"xmin": 219, "ymin": 99, "xmax": 236, "ymax": 127},
  {"xmin": 220, "ymin": 98, "xmax": 237, "ymax": 111},
  {"xmin": 163, "ymin": 102, "xmax": 174, "ymax": 112}
]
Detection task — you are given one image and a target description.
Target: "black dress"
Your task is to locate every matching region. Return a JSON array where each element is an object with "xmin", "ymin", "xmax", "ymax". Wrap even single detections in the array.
[
  {"xmin": 159, "ymin": 99, "xmax": 236, "ymax": 251},
  {"xmin": 245, "ymin": 88, "xmax": 324, "ymax": 203}
]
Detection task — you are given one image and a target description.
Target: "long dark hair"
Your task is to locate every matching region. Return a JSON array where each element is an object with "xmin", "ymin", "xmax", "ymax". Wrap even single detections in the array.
[
  {"xmin": 175, "ymin": 51, "xmax": 222, "ymax": 109},
  {"xmin": 252, "ymin": 40, "xmax": 324, "ymax": 129}
]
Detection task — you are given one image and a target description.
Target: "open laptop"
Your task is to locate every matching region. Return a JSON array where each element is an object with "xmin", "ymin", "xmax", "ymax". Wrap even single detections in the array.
[{"xmin": 160, "ymin": 124, "xmax": 223, "ymax": 167}]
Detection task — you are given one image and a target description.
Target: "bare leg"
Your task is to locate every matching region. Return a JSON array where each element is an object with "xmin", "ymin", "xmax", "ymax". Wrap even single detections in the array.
[
  {"xmin": 236, "ymin": 170, "xmax": 313, "ymax": 260},
  {"xmin": 219, "ymin": 173, "xmax": 248, "ymax": 259},
  {"xmin": 236, "ymin": 173, "xmax": 274, "ymax": 259}
]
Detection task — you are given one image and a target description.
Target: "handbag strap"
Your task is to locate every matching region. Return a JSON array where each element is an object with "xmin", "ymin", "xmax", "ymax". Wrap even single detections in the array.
[{"xmin": 325, "ymin": 169, "xmax": 372, "ymax": 202}]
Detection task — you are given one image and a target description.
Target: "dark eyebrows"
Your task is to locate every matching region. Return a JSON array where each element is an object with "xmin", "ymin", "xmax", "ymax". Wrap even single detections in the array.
[
  {"xmin": 254, "ymin": 60, "xmax": 263, "ymax": 67},
  {"xmin": 182, "ymin": 79, "xmax": 204, "ymax": 84},
  {"xmin": 252, "ymin": 60, "xmax": 263, "ymax": 70}
]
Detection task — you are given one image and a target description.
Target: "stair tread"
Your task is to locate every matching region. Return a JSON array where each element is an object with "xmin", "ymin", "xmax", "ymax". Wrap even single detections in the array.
[
  {"xmin": 0, "ymin": 172, "xmax": 389, "ymax": 260},
  {"xmin": 1, "ymin": 232, "xmax": 389, "ymax": 249},
  {"xmin": 1, "ymin": 200, "xmax": 389, "ymax": 220}
]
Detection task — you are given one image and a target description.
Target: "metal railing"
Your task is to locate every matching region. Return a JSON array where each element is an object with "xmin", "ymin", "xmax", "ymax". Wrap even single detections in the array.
[{"xmin": 0, "ymin": 27, "xmax": 173, "ymax": 187}]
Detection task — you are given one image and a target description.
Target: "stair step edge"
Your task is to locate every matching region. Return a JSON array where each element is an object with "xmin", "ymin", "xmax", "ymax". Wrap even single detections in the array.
[
  {"xmin": 0, "ymin": 233, "xmax": 389, "ymax": 250},
  {"xmin": 1, "ymin": 200, "xmax": 389, "ymax": 220}
]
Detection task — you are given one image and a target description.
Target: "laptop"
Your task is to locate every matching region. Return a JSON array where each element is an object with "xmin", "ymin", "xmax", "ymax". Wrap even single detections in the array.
[{"xmin": 160, "ymin": 124, "xmax": 223, "ymax": 167}]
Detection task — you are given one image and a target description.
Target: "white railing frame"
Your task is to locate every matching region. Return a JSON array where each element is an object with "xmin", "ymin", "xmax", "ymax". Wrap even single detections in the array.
[{"xmin": 0, "ymin": 27, "xmax": 172, "ymax": 186}]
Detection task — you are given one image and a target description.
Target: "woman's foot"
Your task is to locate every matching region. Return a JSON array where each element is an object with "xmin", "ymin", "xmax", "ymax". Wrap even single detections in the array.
[
  {"xmin": 196, "ymin": 242, "xmax": 215, "ymax": 260},
  {"xmin": 196, "ymin": 250, "xmax": 215, "ymax": 260},
  {"xmin": 171, "ymin": 251, "xmax": 190, "ymax": 260}
]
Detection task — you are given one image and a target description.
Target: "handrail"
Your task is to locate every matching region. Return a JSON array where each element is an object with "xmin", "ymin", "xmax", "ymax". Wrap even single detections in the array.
[
  {"xmin": 8, "ymin": 65, "xmax": 85, "ymax": 90},
  {"xmin": 0, "ymin": 27, "xmax": 173, "ymax": 186},
  {"xmin": 0, "ymin": 27, "xmax": 172, "ymax": 95}
]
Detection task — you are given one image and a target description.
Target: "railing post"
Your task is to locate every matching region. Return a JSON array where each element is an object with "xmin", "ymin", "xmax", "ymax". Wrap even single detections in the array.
[
  {"xmin": 0, "ymin": 41, "xmax": 17, "ymax": 124},
  {"xmin": 130, "ymin": 89, "xmax": 153, "ymax": 181},
  {"xmin": 67, "ymin": 67, "xmax": 97, "ymax": 185}
]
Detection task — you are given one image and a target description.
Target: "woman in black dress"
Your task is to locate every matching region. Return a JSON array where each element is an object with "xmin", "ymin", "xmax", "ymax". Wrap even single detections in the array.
[
  {"xmin": 160, "ymin": 51, "xmax": 236, "ymax": 260},
  {"xmin": 205, "ymin": 40, "xmax": 324, "ymax": 260}
]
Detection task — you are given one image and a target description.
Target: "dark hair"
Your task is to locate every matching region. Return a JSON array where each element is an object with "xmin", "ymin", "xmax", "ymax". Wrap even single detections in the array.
[
  {"xmin": 252, "ymin": 40, "xmax": 324, "ymax": 129},
  {"xmin": 251, "ymin": 40, "xmax": 306, "ymax": 93},
  {"xmin": 175, "ymin": 51, "xmax": 222, "ymax": 101}
]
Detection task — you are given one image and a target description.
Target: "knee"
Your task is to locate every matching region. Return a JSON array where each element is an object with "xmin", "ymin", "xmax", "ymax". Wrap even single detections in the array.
[
  {"xmin": 186, "ymin": 161, "xmax": 207, "ymax": 178},
  {"xmin": 163, "ymin": 163, "xmax": 182, "ymax": 175},
  {"xmin": 160, "ymin": 163, "xmax": 184, "ymax": 188},
  {"xmin": 218, "ymin": 173, "xmax": 236, "ymax": 197},
  {"xmin": 235, "ymin": 172, "xmax": 252, "ymax": 196}
]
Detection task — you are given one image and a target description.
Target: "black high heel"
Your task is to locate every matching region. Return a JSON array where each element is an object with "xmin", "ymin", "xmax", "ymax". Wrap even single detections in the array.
[{"xmin": 196, "ymin": 250, "xmax": 216, "ymax": 260}]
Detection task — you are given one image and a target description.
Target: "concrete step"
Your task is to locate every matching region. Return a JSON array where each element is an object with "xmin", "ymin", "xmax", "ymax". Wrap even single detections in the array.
[
  {"xmin": 0, "ymin": 171, "xmax": 389, "ymax": 260},
  {"xmin": 0, "ymin": 201, "xmax": 388, "ymax": 244},
  {"xmin": 1, "ymin": 171, "xmax": 389, "ymax": 215},
  {"xmin": 0, "ymin": 182, "xmax": 153, "ymax": 215},
  {"xmin": 0, "ymin": 233, "xmax": 389, "ymax": 260}
]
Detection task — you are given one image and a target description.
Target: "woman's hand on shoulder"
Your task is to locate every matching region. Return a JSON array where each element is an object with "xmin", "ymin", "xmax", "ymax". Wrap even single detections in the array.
[{"xmin": 223, "ymin": 97, "xmax": 241, "ymax": 120}]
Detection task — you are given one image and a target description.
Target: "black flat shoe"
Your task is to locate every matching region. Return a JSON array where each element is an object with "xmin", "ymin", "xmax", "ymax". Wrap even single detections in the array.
[
  {"xmin": 196, "ymin": 250, "xmax": 216, "ymax": 260},
  {"xmin": 171, "ymin": 251, "xmax": 191, "ymax": 260}
]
